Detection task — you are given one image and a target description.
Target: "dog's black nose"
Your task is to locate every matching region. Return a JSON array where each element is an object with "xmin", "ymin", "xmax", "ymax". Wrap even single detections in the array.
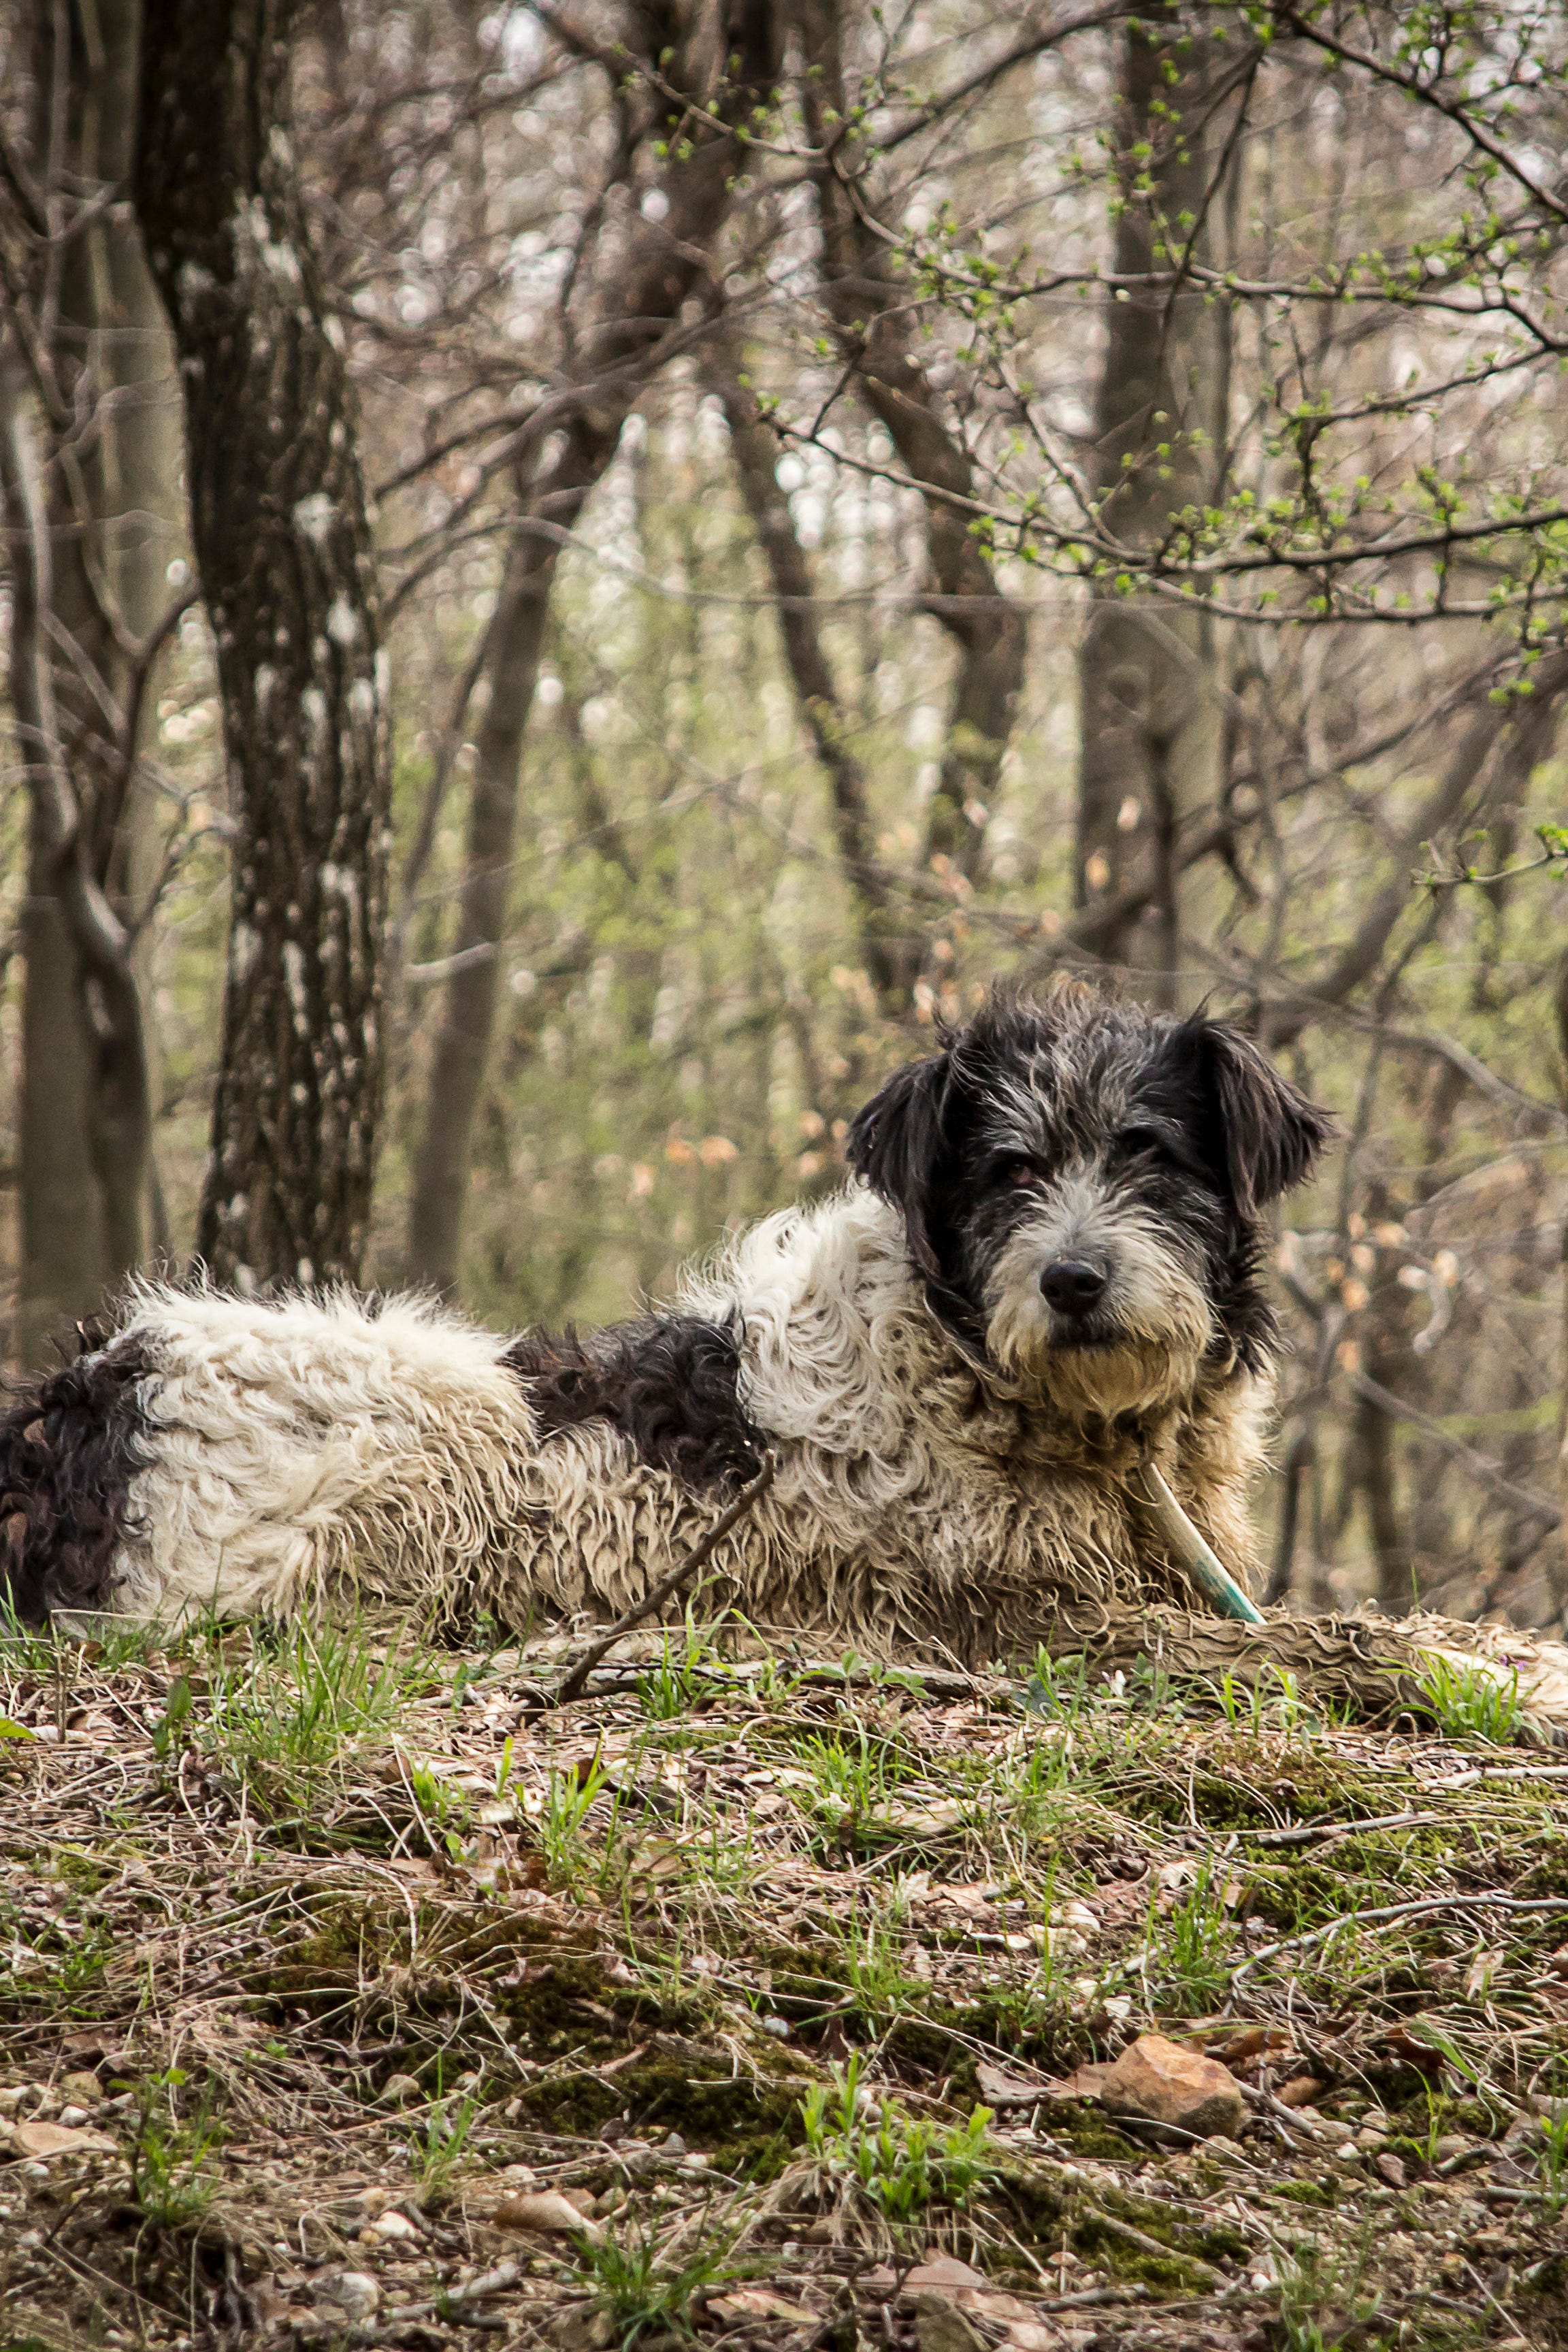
[{"xmin": 1040, "ymin": 1256, "xmax": 1109, "ymax": 1315}]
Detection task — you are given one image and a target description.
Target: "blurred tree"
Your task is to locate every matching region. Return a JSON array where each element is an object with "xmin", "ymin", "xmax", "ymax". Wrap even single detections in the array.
[
  {"xmin": 1075, "ymin": 8, "xmax": 1240, "ymax": 1000},
  {"xmin": 136, "ymin": 0, "xmax": 391, "ymax": 1288},
  {"xmin": 404, "ymin": 0, "xmax": 785, "ymax": 1292},
  {"xmin": 0, "ymin": 0, "xmax": 181, "ymax": 1362}
]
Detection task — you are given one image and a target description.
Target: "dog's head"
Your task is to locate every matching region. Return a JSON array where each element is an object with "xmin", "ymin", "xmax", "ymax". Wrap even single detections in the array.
[{"xmin": 846, "ymin": 985, "xmax": 1333, "ymax": 1421}]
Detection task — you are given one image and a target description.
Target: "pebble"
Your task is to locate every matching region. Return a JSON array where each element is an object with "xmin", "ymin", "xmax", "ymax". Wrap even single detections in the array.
[
  {"xmin": 369, "ymin": 2210, "xmax": 418, "ymax": 2241},
  {"xmin": 378, "ymin": 2074, "xmax": 421, "ymax": 2104},
  {"xmin": 318, "ymin": 2272, "xmax": 380, "ymax": 2323}
]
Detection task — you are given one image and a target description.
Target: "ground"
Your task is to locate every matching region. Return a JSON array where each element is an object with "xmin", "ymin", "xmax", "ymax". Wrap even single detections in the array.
[{"xmin": 1, "ymin": 1614, "xmax": 1566, "ymax": 2352}]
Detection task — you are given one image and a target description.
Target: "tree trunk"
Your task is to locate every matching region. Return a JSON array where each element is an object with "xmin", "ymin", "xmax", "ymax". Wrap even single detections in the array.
[
  {"xmin": 4, "ymin": 0, "xmax": 180, "ymax": 1363},
  {"xmin": 403, "ymin": 2, "xmax": 783, "ymax": 1294},
  {"xmin": 794, "ymin": 0, "xmax": 1026, "ymax": 885},
  {"xmin": 1076, "ymin": 11, "xmax": 1235, "ymax": 1000},
  {"xmin": 135, "ymin": 0, "xmax": 391, "ymax": 1290},
  {"xmin": 706, "ymin": 332, "xmax": 913, "ymax": 1009}
]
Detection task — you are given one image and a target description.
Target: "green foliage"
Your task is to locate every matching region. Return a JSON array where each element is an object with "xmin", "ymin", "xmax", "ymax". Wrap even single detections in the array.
[
  {"xmin": 1415, "ymin": 1653, "xmax": 1524, "ymax": 1745},
  {"xmin": 129, "ymin": 2069, "xmax": 225, "ymax": 2229},
  {"xmin": 576, "ymin": 2217, "xmax": 749, "ymax": 2347},
  {"xmin": 800, "ymin": 2055, "xmax": 998, "ymax": 2218},
  {"xmin": 411, "ymin": 2091, "xmax": 480, "ymax": 2198}
]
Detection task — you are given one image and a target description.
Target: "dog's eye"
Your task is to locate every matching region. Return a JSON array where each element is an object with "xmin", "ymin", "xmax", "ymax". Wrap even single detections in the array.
[
  {"xmin": 1119, "ymin": 1125, "xmax": 1169, "ymax": 1160},
  {"xmin": 994, "ymin": 1157, "xmax": 1038, "ymax": 1190}
]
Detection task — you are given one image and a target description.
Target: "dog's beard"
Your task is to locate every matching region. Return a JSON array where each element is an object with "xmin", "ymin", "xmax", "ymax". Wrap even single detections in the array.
[{"xmin": 981, "ymin": 1188, "xmax": 1213, "ymax": 1421}]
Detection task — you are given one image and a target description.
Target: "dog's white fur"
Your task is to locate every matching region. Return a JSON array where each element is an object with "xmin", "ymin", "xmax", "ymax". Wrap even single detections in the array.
[{"xmin": 103, "ymin": 1186, "xmax": 1269, "ymax": 1657}]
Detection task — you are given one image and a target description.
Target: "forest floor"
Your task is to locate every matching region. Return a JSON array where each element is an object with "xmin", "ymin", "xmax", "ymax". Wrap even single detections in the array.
[{"xmin": 1, "ymin": 1616, "xmax": 1567, "ymax": 2352}]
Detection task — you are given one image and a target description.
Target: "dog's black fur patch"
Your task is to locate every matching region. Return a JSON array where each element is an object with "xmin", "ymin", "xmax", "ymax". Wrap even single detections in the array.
[
  {"xmin": 504, "ymin": 1315, "xmax": 764, "ymax": 1489},
  {"xmin": 0, "ymin": 1327, "xmax": 154, "ymax": 1624},
  {"xmin": 847, "ymin": 990, "xmax": 1333, "ymax": 1375}
]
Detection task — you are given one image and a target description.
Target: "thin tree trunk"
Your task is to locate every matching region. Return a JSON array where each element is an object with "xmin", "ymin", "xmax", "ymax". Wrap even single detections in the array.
[
  {"xmin": 136, "ymin": 0, "xmax": 391, "ymax": 1290},
  {"xmin": 1076, "ymin": 11, "xmax": 1237, "ymax": 999},
  {"xmin": 706, "ymin": 332, "xmax": 913, "ymax": 1009},
  {"xmin": 404, "ymin": 2, "xmax": 783, "ymax": 1294},
  {"xmin": 5, "ymin": 0, "xmax": 180, "ymax": 1362},
  {"xmin": 406, "ymin": 506, "xmax": 564, "ymax": 1288},
  {"xmin": 794, "ymin": 0, "xmax": 1026, "ymax": 884}
]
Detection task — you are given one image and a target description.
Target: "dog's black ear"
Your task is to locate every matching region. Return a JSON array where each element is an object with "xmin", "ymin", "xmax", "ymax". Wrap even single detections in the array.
[
  {"xmin": 1190, "ymin": 1021, "xmax": 1335, "ymax": 1215},
  {"xmin": 845, "ymin": 1049, "xmax": 953, "ymax": 1278}
]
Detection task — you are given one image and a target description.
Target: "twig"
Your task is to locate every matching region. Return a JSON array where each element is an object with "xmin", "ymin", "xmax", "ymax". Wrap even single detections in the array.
[
  {"xmin": 1231, "ymin": 1891, "xmax": 1568, "ymax": 1980},
  {"xmin": 547, "ymin": 1454, "xmax": 777, "ymax": 1706}
]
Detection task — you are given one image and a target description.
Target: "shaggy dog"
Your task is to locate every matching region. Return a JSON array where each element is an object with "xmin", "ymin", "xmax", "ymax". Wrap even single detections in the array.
[{"xmin": 0, "ymin": 987, "xmax": 1332, "ymax": 1659}]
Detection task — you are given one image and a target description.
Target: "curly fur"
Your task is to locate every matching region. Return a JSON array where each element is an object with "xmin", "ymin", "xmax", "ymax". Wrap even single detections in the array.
[{"xmin": 0, "ymin": 986, "xmax": 1333, "ymax": 1659}]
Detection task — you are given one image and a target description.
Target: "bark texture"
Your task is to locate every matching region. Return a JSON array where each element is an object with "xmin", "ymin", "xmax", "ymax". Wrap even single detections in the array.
[
  {"xmin": 1076, "ymin": 12, "xmax": 1235, "ymax": 997},
  {"xmin": 136, "ymin": 0, "xmax": 391, "ymax": 1290},
  {"xmin": 405, "ymin": 1, "xmax": 783, "ymax": 1293},
  {"xmin": 794, "ymin": 0, "xmax": 1026, "ymax": 884}
]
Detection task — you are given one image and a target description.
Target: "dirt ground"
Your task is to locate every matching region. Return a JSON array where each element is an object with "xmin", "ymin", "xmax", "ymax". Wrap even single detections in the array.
[{"xmin": 1, "ymin": 1616, "xmax": 1565, "ymax": 2352}]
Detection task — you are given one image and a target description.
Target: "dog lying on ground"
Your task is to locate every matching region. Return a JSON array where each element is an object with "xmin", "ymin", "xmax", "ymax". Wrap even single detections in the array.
[{"xmin": 1, "ymin": 986, "xmax": 1333, "ymax": 1657}]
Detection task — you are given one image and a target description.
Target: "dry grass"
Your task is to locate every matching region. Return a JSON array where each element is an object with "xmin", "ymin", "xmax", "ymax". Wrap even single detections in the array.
[{"xmin": 1, "ymin": 1612, "xmax": 1566, "ymax": 2352}]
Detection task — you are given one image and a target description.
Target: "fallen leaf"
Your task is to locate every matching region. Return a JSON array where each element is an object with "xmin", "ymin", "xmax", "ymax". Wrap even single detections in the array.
[
  {"xmin": 492, "ymin": 2189, "xmax": 604, "ymax": 2240},
  {"xmin": 975, "ymin": 2061, "xmax": 1056, "ymax": 2108},
  {"xmin": 710, "ymin": 2288, "xmax": 817, "ymax": 2321}
]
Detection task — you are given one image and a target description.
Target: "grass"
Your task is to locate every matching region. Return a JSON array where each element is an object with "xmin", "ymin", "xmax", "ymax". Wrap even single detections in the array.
[
  {"xmin": 801, "ymin": 2055, "xmax": 1000, "ymax": 2219},
  {"xmin": 576, "ymin": 2217, "xmax": 749, "ymax": 2346},
  {"xmin": 1416, "ymin": 1650, "xmax": 1526, "ymax": 1744},
  {"xmin": 1, "ymin": 1607, "xmax": 1565, "ymax": 2350}
]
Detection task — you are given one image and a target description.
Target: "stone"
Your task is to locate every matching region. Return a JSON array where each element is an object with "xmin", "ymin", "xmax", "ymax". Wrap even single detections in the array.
[
  {"xmin": 378, "ymin": 2074, "xmax": 421, "ymax": 2104},
  {"xmin": 1275, "ymin": 2076, "xmax": 1326, "ymax": 2108},
  {"xmin": 316, "ymin": 2272, "xmax": 380, "ymax": 2323},
  {"xmin": 1374, "ymin": 2152, "xmax": 1405, "ymax": 2187},
  {"xmin": 368, "ymin": 2210, "xmax": 418, "ymax": 2241},
  {"xmin": 13, "ymin": 2119, "xmax": 115, "ymax": 2159},
  {"xmin": 1094, "ymin": 2033, "xmax": 1245, "ymax": 2141},
  {"xmin": 58, "ymin": 2071, "xmax": 103, "ymax": 2106},
  {"xmin": 913, "ymin": 2294, "xmax": 987, "ymax": 2352}
]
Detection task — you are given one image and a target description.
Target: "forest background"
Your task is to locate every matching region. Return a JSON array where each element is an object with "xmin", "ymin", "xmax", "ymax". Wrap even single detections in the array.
[{"xmin": 3, "ymin": 0, "xmax": 1567, "ymax": 1635}]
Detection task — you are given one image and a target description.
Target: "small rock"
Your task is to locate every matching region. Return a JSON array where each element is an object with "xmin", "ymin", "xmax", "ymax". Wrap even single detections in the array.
[
  {"xmin": 1373, "ymin": 2152, "xmax": 1405, "ymax": 2187},
  {"xmin": 378, "ymin": 2074, "xmax": 421, "ymax": 2104},
  {"xmin": 1095, "ymin": 2033, "xmax": 1245, "ymax": 2141},
  {"xmin": 57, "ymin": 2105, "xmax": 91, "ymax": 2129},
  {"xmin": 14, "ymin": 2120, "xmax": 114, "ymax": 2159},
  {"xmin": 914, "ymin": 2294, "xmax": 987, "ymax": 2352},
  {"xmin": 368, "ymin": 2210, "xmax": 418, "ymax": 2241},
  {"xmin": 59, "ymin": 2071, "xmax": 103, "ymax": 2106},
  {"xmin": 1313, "ymin": 2117, "xmax": 1354, "ymax": 2144},
  {"xmin": 317, "ymin": 2272, "xmax": 380, "ymax": 2323},
  {"xmin": 1354, "ymin": 2127, "xmax": 1388, "ymax": 2151},
  {"xmin": 1275, "ymin": 2077, "xmax": 1326, "ymax": 2109},
  {"xmin": 760, "ymin": 2015, "xmax": 791, "ymax": 2039},
  {"xmin": 658, "ymin": 2132, "xmax": 686, "ymax": 2157},
  {"xmin": 1333, "ymin": 2143, "xmax": 1365, "ymax": 2167},
  {"xmin": 1434, "ymin": 2133, "xmax": 1475, "ymax": 2162}
]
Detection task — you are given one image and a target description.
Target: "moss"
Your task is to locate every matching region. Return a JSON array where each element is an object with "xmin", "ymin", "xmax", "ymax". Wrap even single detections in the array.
[
  {"xmin": 1046, "ymin": 2102, "xmax": 1143, "ymax": 2161},
  {"xmin": 1273, "ymin": 2176, "xmax": 1339, "ymax": 2208},
  {"xmin": 514, "ymin": 2048, "xmax": 805, "ymax": 2179}
]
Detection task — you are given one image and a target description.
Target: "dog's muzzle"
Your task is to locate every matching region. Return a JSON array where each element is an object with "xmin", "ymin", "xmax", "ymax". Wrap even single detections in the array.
[{"xmin": 1039, "ymin": 1254, "xmax": 1109, "ymax": 1319}]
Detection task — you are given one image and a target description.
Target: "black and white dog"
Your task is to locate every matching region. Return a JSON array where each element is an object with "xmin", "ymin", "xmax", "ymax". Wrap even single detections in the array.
[{"xmin": 1, "ymin": 986, "xmax": 1331, "ymax": 1658}]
